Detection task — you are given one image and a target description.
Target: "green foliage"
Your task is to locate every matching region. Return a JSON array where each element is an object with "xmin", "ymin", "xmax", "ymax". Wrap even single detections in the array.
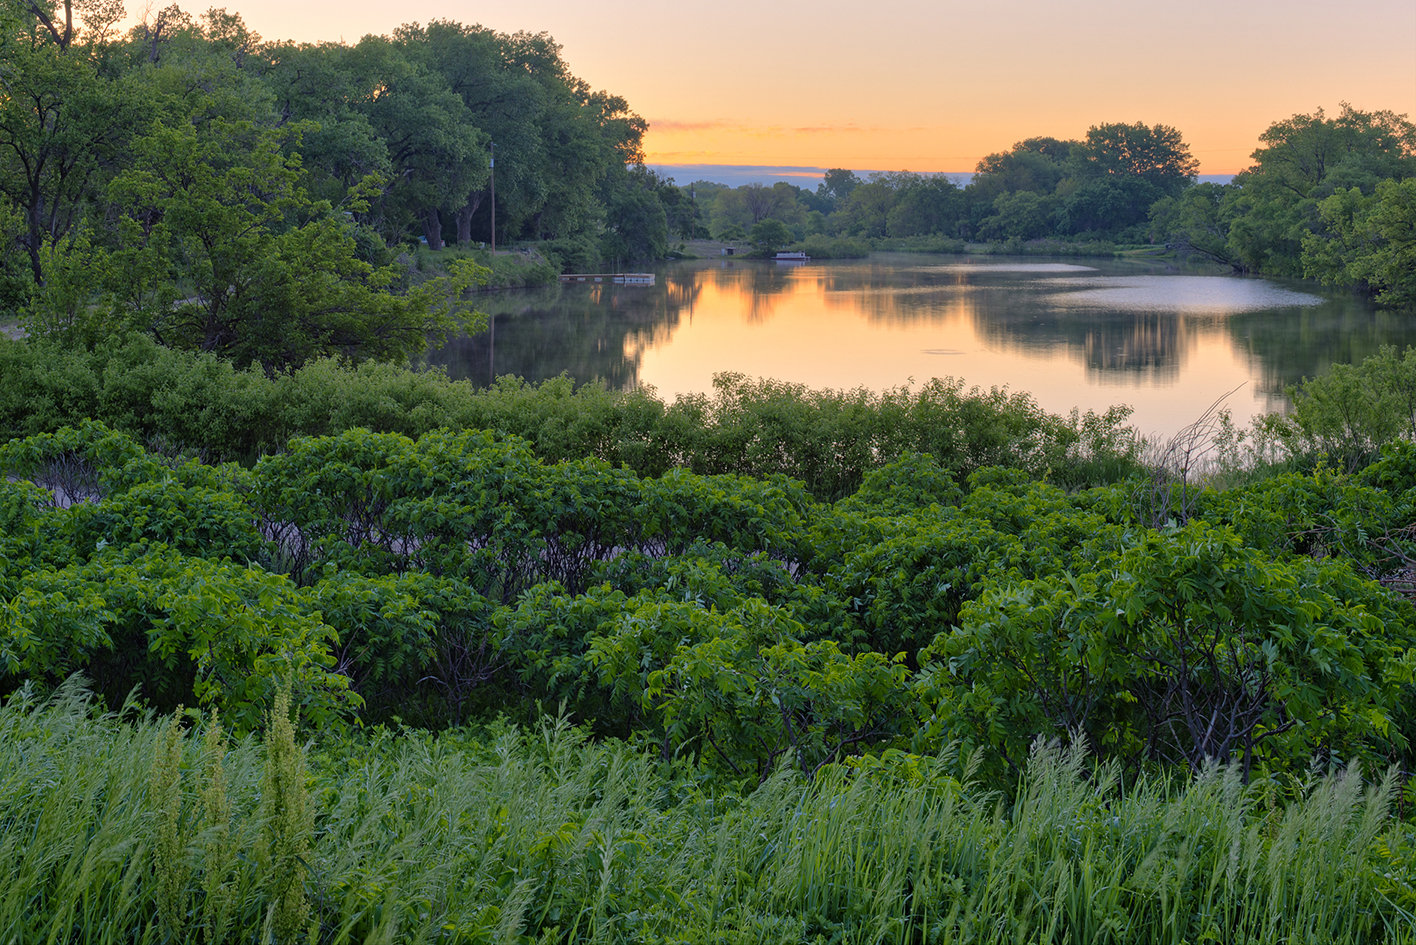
[
  {"xmin": 1197, "ymin": 465, "xmax": 1415, "ymax": 579},
  {"xmin": 926, "ymin": 521, "xmax": 1416, "ymax": 778},
  {"xmin": 1222, "ymin": 104, "xmax": 1416, "ymax": 279},
  {"xmin": 1283, "ymin": 344, "xmax": 1416, "ymax": 468},
  {"xmin": 5, "ymin": 410, "xmax": 1412, "ymax": 784},
  {"xmin": 0, "ymin": 339, "xmax": 1146, "ymax": 494},
  {"xmin": 25, "ymin": 118, "xmax": 491, "ymax": 373},
  {"xmin": 1304, "ymin": 178, "xmax": 1416, "ymax": 308},
  {"xmin": 639, "ymin": 613, "xmax": 915, "ymax": 780},
  {"xmin": 1148, "ymin": 181, "xmax": 1240, "ymax": 265},
  {"xmin": 748, "ymin": 217, "xmax": 793, "ymax": 252},
  {"xmin": 796, "ymin": 233, "xmax": 873, "ymax": 258}
]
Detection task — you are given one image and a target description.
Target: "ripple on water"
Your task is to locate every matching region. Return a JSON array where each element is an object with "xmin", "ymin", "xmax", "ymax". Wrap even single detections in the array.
[
  {"xmin": 921, "ymin": 263, "xmax": 1099, "ymax": 273},
  {"xmin": 1044, "ymin": 276, "xmax": 1325, "ymax": 314}
]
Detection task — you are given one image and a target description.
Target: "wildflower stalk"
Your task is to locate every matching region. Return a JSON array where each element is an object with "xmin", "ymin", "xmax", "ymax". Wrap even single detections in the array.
[
  {"xmin": 201, "ymin": 708, "xmax": 236, "ymax": 945},
  {"xmin": 260, "ymin": 682, "xmax": 313, "ymax": 941}
]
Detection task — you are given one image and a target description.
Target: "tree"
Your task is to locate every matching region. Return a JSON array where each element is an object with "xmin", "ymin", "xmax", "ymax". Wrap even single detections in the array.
[
  {"xmin": 977, "ymin": 190, "xmax": 1054, "ymax": 241},
  {"xmin": 399, "ymin": 21, "xmax": 547, "ymax": 244},
  {"xmin": 834, "ymin": 179, "xmax": 896, "ymax": 237},
  {"xmin": 1303, "ymin": 179, "xmax": 1416, "ymax": 309},
  {"xmin": 749, "ymin": 218, "xmax": 792, "ymax": 253},
  {"xmin": 1148, "ymin": 182, "xmax": 1239, "ymax": 266},
  {"xmin": 1224, "ymin": 105, "xmax": 1416, "ymax": 276},
  {"xmin": 260, "ymin": 41, "xmax": 393, "ymax": 206},
  {"xmin": 1072, "ymin": 121, "xmax": 1197, "ymax": 199},
  {"xmin": 0, "ymin": 0, "xmax": 140, "ymax": 286},
  {"xmin": 1055, "ymin": 174, "xmax": 1158, "ymax": 236},
  {"xmin": 34, "ymin": 118, "xmax": 486, "ymax": 372},
  {"xmin": 885, "ymin": 175, "xmax": 963, "ymax": 238},
  {"xmin": 817, "ymin": 168, "xmax": 861, "ymax": 207},
  {"xmin": 345, "ymin": 35, "xmax": 486, "ymax": 250},
  {"xmin": 1248, "ymin": 104, "xmax": 1416, "ymax": 200},
  {"xmin": 970, "ymin": 137, "xmax": 1072, "ymax": 202},
  {"xmin": 600, "ymin": 164, "xmax": 668, "ymax": 262}
]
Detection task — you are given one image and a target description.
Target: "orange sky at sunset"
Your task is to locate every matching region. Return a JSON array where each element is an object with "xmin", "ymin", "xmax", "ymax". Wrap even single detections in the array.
[{"xmin": 130, "ymin": 0, "xmax": 1415, "ymax": 176}]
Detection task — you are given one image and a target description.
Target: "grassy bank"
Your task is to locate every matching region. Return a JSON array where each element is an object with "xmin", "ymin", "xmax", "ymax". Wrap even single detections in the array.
[{"xmin": 410, "ymin": 245, "xmax": 559, "ymax": 290}]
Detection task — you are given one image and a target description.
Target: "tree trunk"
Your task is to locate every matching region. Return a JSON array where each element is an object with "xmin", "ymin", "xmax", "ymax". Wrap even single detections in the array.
[
  {"xmin": 456, "ymin": 189, "xmax": 486, "ymax": 245},
  {"xmin": 26, "ymin": 186, "xmax": 45, "ymax": 286},
  {"xmin": 422, "ymin": 206, "xmax": 443, "ymax": 251}
]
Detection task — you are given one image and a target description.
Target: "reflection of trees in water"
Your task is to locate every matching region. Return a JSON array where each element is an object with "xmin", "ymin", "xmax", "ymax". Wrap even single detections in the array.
[
  {"xmin": 707, "ymin": 262, "xmax": 804, "ymax": 323},
  {"xmin": 1081, "ymin": 315, "xmax": 1190, "ymax": 378},
  {"xmin": 969, "ymin": 303, "xmax": 1198, "ymax": 381},
  {"xmin": 1226, "ymin": 304, "xmax": 1416, "ymax": 400},
  {"xmin": 424, "ymin": 258, "xmax": 1406, "ymax": 402},
  {"xmin": 425, "ymin": 270, "xmax": 703, "ymax": 388},
  {"xmin": 815, "ymin": 263, "xmax": 974, "ymax": 324}
]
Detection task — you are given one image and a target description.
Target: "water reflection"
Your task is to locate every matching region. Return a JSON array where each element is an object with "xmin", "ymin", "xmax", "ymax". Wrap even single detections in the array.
[{"xmin": 424, "ymin": 254, "xmax": 1416, "ymax": 437}]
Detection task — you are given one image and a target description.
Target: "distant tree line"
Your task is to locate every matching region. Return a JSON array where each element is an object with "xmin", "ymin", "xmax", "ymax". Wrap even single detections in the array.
[
  {"xmin": 685, "ymin": 108, "xmax": 1414, "ymax": 306},
  {"xmin": 691, "ymin": 122, "xmax": 1199, "ymax": 246}
]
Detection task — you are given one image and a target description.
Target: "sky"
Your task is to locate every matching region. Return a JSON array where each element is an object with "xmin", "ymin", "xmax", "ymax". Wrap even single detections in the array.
[{"xmin": 135, "ymin": 0, "xmax": 1416, "ymax": 179}]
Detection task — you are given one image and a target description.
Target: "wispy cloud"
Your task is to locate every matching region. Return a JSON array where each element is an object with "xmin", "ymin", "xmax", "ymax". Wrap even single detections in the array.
[
  {"xmin": 647, "ymin": 118, "xmax": 900, "ymax": 137},
  {"xmin": 645, "ymin": 119, "xmax": 738, "ymax": 132}
]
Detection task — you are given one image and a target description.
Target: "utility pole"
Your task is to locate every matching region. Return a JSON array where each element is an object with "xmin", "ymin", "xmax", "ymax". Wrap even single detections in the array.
[{"xmin": 489, "ymin": 142, "xmax": 496, "ymax": 255}]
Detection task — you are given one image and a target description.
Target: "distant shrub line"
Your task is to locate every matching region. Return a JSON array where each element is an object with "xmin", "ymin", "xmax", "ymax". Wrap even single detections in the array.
[{"xmin": 0, "ymin": 334, "xmax": 1144, "ymax": 498}]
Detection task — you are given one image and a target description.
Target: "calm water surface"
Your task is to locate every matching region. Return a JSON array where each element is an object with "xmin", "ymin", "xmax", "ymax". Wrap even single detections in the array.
[{"xmin": 427, "ymin": 254, "xmax": 1416, "ymax": 439}]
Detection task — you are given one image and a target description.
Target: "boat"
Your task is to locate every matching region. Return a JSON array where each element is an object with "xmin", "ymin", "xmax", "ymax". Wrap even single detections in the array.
[{"xmin": 773, "ymin": 252, "xmax": 810, "ymax": 262}]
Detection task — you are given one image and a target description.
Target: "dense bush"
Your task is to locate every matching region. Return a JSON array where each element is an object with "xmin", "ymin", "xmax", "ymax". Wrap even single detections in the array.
[
  {"xmin": 0, "ymin": 336, "xmax": 1145, "ymax": 496},
  {"xmin": 3, "ymin": 422, "xmax": 1413, "ymax": 786}
]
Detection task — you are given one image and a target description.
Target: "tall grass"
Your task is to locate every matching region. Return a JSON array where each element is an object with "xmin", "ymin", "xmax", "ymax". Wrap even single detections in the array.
[{"xmin": 2, "ymin": 683, "xmax": 1412, "ymax": 943}]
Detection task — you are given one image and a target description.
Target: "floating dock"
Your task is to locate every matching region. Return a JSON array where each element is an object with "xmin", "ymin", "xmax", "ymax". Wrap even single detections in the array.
[{"xmin": 558, "ymin": 272, "xmax": 656, "ymax": 286}]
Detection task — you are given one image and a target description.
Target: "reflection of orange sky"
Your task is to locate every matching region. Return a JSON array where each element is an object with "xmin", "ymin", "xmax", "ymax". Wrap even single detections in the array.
[
  {"xmin": 126, "ymin": 0, "xmax": 1415, "ymax": 176},
  {"xmin": 633, "ymin": 266, "xmax": 1280, "ymax": 438}
]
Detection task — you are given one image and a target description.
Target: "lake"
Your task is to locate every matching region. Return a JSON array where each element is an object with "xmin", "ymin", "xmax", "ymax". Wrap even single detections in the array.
[{"xmin": 426, "ymin": 253, "xmax": 1416, "ymax": 440}]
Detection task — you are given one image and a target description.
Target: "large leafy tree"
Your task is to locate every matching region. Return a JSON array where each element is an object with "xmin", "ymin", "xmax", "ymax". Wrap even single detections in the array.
[
  {"xmin": 259, "ymin": 40, "xmax": 393, "ymax": 206},
  {"xmin": 1052, "ymin": 122, "xmax": 1198, "ymax": 237},
  {"xmin": 1071, "ymin": 121, "xmax": 1198, "ymax": 198},
  {"xmin": 345, "ymin": 35, "xmax": 486, "ymax": 250},
  {"xmin": 1303, "ymin": 179, "xmax": 1416, "ymax": 309},
  {"xmin": 400, "ymin": 21, "xmax": 546, "ymax": 245},
  {"xmin": 32, "ymin": 119, "xmax": 484, "ymax": 372},
  {"xmin": 1224, "ymin": 104, "xmax": 1416, "ymax": 276},
  {"xmin": 0, "ymin": 0, "xmax": 140, "ymax": 286},
  {"xmin": 885, "ymin": 174, "xmax": 963, "ymax": 238}
]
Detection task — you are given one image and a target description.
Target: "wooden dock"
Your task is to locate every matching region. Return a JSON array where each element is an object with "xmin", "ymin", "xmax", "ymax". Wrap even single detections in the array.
[{"xmin": 558, "ymin": 272, "xmax": 655, "ymax": 286}]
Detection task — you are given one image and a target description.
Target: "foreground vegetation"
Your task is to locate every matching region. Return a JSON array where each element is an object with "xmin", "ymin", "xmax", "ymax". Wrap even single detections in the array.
[
  {"xmin": 0, "ymin": 333, "xmax": 1142, "ymax": 495},
  {"xmin": 5, "ymin": 334, "xmax": 1416, "ymax": 938},
  {"xmin": 4, "ymin": 684, "xmax": 1413, "ymax": 944}
]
